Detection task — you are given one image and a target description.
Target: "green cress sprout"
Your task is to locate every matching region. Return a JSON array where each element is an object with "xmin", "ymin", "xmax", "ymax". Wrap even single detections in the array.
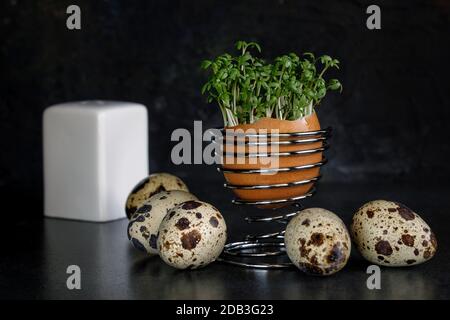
[{"xmin": 201, "ymin": 41, "xmax": 342, "ymax": 127}]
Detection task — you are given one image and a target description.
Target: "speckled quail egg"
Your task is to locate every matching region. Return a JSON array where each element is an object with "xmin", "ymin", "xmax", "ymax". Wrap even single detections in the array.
[
  {"xmin": 351, "ymin": 200, "xmax": 437, "ymax": 267},
  {"xmin": 125, "ymin": 173, "xmax": 189, "ymax": 219},
  {"xmin": 127, "ymin": 190, "xmax": 198, "ymax": 255},
  {"xmin": 157, "ymin": 200, "xmax": 227, "ymax": 270},
  {"xmin": 285, "ymin": 208, "xmax": 351, "ymax": 276}
]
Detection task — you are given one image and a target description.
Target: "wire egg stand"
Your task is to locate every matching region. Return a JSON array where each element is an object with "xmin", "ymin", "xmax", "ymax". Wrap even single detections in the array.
[{"xmin": 213, "ymin": 127, "xmax": 332, "ymax": 269}]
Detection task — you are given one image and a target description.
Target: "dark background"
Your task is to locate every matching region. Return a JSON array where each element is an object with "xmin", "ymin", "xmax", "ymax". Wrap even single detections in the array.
[
  {"xmin": 1, "ymin": 0, "xmax": 449, "ymax": 217},
  {"xmin": 1, "ymin": 0, "xmax": 450, "ymax": 301}
]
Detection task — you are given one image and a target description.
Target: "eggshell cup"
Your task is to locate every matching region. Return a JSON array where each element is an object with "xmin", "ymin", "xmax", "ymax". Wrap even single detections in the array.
[{"xmin": 220, "ymin": 113, "xmax": 325, "ymax": 208}]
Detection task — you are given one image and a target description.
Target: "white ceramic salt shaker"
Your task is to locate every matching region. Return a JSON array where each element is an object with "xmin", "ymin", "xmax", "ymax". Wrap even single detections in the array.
[{"xmin": 43, "ymin": 100, "xmax": 148, "ymax": 222}]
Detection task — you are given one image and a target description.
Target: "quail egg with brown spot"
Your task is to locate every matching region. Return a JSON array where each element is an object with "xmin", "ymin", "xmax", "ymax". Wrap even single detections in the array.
[
  {"xmin": 157, "ymin": 200, "xmax": 227, "ymax": 270},
  {"xmin": 127, "ymin": 190, "xmax": 198, "ymax": 255},
  {"xmin": 285, "ymin": 208, "xmax": 351, "ymax": 276},
  {"xmin": 351, "ymin": 200, "xmax": 437, "ymax": 266},
  {"xmin": 125, "ymin": 173, "xmax": 189, "ymax": 219}
]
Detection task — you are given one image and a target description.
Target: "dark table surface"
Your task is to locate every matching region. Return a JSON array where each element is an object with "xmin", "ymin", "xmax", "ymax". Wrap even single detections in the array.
[{"xmin": 1, "ymin": 177, "xmax": 449, "ymax": 300}]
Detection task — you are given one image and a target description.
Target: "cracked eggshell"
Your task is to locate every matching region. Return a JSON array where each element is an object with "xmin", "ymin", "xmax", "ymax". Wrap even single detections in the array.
[
  {"xmin": 351, "ymin": 200, "xmax": 437, "ymax": 266},
  {"xmin": 157, "ymin": 200, "xmax": 227, "ymax": 270},
  {"xmin": 127, "ymin": 190, "xmax": 198, "ymax": 255},
  {"xmin": 125, "ymin": 173, "xmax": 189, "ymax": 219},
  {"xmin": 285, "ymin": 208, "xmax": 351, "ymax": 276}
]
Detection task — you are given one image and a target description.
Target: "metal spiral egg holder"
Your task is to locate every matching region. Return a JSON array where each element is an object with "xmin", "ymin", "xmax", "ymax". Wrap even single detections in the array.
[{"xmin": 214, "ymin": 127, "xmax": 332, "ymax": 269}]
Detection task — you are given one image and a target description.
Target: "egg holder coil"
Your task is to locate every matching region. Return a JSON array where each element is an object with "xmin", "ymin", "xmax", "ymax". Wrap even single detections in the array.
[{"xmin": 213, "ymin": 127, "xmax": 331, "ymax": 269}]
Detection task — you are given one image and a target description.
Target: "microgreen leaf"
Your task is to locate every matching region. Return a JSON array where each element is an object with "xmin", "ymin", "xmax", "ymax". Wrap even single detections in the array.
[{"xmin": 201, "ymin": 41, "xmax": 342, "ymax": 126}]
